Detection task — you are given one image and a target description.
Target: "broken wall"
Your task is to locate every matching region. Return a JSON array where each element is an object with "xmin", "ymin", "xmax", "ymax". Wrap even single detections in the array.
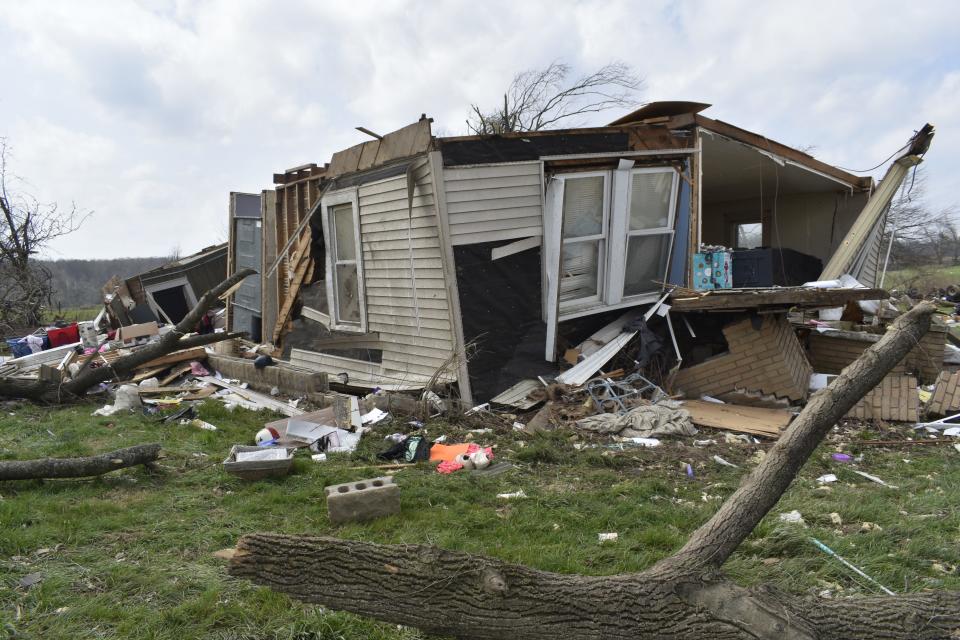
[
  {"xmin": 807, "ymin": 325, "xmax": 945, "ymax": 384},
  {"xmin": 453, "ymin": 240, "xmax": 552, "ymax": 402},
  {"xmin": 844, "ymin": 374, "xmax": 919, "ymax": 422},
  {"xmin": 672, "ymin": 314, "xmax": 812, "ymax": 401},
  {"xmin": 290, "ymin": 157, "xmax": 458, "ymax": 389}
]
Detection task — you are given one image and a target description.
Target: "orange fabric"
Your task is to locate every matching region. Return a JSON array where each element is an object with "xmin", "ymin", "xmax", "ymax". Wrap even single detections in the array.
[{"xmin": 429, "ymin": 443, "xmax": 471, "ymax": 462}]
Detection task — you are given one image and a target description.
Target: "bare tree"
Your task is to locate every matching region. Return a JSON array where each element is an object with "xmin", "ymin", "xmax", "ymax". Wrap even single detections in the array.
[
  {"xmin": 466, "ymin": 61, "xmax": 643, "ymax": 135},
  {"xmin": 937, "ymin": 211, "xmax": 960, "ymax": 266},
  {"xmin": 0, "ymin": 139, "xmax": 89, "ymax": 331},
  {"xmin": 882, "ymin": 167, "xmax": 960, "ymax": 270}
]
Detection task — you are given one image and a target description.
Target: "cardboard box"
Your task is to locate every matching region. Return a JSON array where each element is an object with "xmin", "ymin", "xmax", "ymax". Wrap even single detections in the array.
[
  {"xmin": 116, "ymin": 321, "xmax": 159, "ymax": 345},
  {"xmin": 693, "ymin": 251, "xmax": 733, "ymax": 290}
]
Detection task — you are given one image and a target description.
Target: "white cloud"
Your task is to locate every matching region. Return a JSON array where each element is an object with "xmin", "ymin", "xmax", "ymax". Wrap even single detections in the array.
[{"xmin": 0, "ymin": 0, "xmax": 956, "ymax": 259}]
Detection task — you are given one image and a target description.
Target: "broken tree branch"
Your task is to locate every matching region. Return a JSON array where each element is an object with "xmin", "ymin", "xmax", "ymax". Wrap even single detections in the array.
[
  {"xmin": 0, "ymin": 443, "xmax": 161, "ymax": 481},
  {"xmin": 228, "ymin": 302, "xmax": 957, "ymax": 638},
  {"xmin": 659, "ymin": 300, "xmax": 938, "ymax": 572}
]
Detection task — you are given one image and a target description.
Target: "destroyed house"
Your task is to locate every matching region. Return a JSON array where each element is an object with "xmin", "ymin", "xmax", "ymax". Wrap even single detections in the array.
[
  {"xmin": 227, "ymin": 102, "xmax": 931, "ymax": 405},
  {"xmin": 105, "ymin": 243, "xmax": 228, "ymax": 326}
]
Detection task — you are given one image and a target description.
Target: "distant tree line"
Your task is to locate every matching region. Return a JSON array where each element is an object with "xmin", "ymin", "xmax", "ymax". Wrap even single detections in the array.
[
  {"xmin": 40, "ymin": 257, "xmax": 168, "ymax": 310},
  {"xmin": 885, "ymin": 168, "xmax": 959, "ymax": 272}
]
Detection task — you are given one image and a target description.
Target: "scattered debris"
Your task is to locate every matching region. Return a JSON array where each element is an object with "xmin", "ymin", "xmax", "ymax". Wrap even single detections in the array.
[
  {"xmin": 223, "ymin": 445, "xmax": 295, "ymax": 480},
  {"xmin": 682, "ymin": 400, "xmax": 790, "ymax": 438},
  {"xmin": 576, "ymin": 403, "xmax": 695, "ymax": 439},
  {"xmin": 816, "ymin": 474, "xmax": 838, "ymax": 484},
  {"xmin": 779, "ymin": 510, "xmax": 806, "ymax": 526},
  {"xmin": 712, "ymin": 455, "xmax": 739, "ymax": 468},
  {"xmin": 809, "ymin": 537, "xmax": 896, "ymax": 595},
  {"xmin": 497, "ymin": 490, "xmax": 527, "ymax": 500},
  {"xmin": 597, "ymin": 532, "xmax": 619, "ymax": 544},
  {"xmin": 849, "ymin": 469, "xmax": 899, "ymax": 489},
  {"xmin": 18, "ymin": 573, "xmax": 43, "ymax": 589}
]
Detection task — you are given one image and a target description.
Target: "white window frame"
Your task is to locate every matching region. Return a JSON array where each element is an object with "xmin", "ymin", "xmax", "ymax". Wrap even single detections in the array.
[
  {"xmin": 606, "ymin": 166, "xmax": 679, "ymax": 305},
  {"xmin": 543, "ymin": 165, "xmax": 680, "ymax": 360},
  {"xmin": 557, "ymin": 171, "xmax": 610, "ymax": 312},
  {"xmin": 143, "ymin": 276, "xmax": 197, "ymax": 322},
  {"xmin": 320, "ymin": 188, "xmax": 367, "ymax": 332}
]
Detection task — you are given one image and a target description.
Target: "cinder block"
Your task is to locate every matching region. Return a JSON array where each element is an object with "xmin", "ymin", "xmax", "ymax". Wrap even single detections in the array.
[{"xmin": 325, "ymin": 476, "xmax": 400, "ymax": 525}]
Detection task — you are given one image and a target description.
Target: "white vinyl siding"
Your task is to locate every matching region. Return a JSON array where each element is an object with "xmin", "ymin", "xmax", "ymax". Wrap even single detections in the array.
[
  {"xmin": 296, "ymin": 157, "xmax": 457, "ymax": 388},
  {"xmin": 443, "ymin": 161, "xmax": 543, "ymax": 245}
]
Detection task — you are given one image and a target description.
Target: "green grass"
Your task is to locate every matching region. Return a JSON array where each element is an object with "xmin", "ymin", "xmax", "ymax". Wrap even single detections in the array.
[
  {"xmin": 42, "ymin": 306, "xmax": 101, "ymax": 325},
  {"xmin": 0, "ymin": 403, "xmax": 958, "ymax": 639},
  {"xmin": 884, "ymin": 263, "xmax": 960, "ymax": 292}
]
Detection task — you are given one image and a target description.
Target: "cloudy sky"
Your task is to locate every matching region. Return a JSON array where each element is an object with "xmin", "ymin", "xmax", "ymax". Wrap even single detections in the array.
[{"xmin": 1, "ymin": 0, "xmax": 957, "ymax": 260}]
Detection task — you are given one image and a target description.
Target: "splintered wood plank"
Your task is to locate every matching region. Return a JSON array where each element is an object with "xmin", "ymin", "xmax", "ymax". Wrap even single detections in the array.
[
  {"xmin": 669, "ymin": 288, "xmax": 888, "ymax": 311},
  {"xmin": 141, "ymin": 347, "xmax": 207, "ymax": 369},
  {"xmin": 136, "ymin": 386, "xmax": 204, "ymax": 395},
  {"xmin": 159, "ymin": 363, "xmax": 193, "ymax": 386},
  {"xmin": 682, "ymin": 400, "xmax": 792, "ymax": 438}
]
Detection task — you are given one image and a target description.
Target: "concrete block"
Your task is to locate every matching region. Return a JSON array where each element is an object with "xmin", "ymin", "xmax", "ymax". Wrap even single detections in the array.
[{"xmin": 325, "ymin": 476, "xmax": 400, "ymax": 525}]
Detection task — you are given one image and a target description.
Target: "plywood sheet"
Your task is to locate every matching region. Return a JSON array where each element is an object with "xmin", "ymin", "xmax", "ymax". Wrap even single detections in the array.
[{"xmin": 682, "ymin": 400, "xmax": 792, "ymax": 438}]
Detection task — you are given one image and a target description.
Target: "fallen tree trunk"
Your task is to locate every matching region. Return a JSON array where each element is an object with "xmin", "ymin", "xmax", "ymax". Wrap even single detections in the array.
[
  {"xmin": 230, "ymin": 302, "xmax": 960, "ymax": 639},
  {"xmin": 0, "ymin": 268, "xmax": 255, "ymax": 404},
  {"xmin": 0, "ymin": 443, "xmax": 161, "ymax": 480}
]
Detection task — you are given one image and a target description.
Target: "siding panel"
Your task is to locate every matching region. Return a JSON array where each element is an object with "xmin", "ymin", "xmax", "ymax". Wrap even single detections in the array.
[
  {"xmin": 326, "ymin": 157, "xmax": 457, "ymax": 387},
  {"xmin": 443, "ymin": 161, "xmax": 543, "ymax": 245}
]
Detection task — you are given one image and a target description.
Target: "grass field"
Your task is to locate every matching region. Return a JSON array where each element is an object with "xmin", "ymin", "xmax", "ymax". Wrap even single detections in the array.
[
  {"xmin": 884, "ymin": 263, "xmax": 960, "ymax": 292},
  {"xmin": 1, "ymin": 401, "xmax": 958, "ymax": 639}
]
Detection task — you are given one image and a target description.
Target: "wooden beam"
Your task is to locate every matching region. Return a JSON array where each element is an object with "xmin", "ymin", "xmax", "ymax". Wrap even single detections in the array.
[
  {"xmin": 669, "ymin": 287, "xmax": 888, "ymax": 311},
  {"xmin": 428, "ymin": 151, "xmax": 473, "ymax": 405},
  {"xmin": 821, "ymin": 145, "xmax": 928, "ymax": 280},
  {"xmin": 141, "ymin": 346, "xmax": 207, "ymax": 369}
]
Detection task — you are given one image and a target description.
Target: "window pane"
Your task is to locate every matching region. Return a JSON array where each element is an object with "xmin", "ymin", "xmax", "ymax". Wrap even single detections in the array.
[
  {"xmin": 335, "ymin": 263, "xmax": 361, "ymax": 322},
  {"xmin": 623, "ymin": 234, "xmax": 670, "ymax": 296},
  {"xmin": 332, "ymin": 203, "xmax": 356, "ymax": 261},
  {"xmin": 559, "ymin": 241, "xmax": 599, "ymax": 302},
  {"xmin": 630, "ymin": 171, "xmax": 673, "ymax": 230},
  {"xmin": 562, "ymin": 176, "xmax": 604, "ymax": 238},
  {"xmin": 736, "ymin": 222, "xmax": 762, "ymax": 248}
]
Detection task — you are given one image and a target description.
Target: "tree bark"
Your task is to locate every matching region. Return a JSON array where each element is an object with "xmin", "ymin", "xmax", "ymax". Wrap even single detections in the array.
[
  {"xmin": 657, "ymin": 300, "xmax": 937, "ymax": 573},
  {"xmin": 0, "ymin": 268, "xmax": 255, "ymax": 404},
  {"xmin": 229, "ymin": 302, "xmax": 959, "ymax": 639},
  {"xmin": 0, "ymin": 443, "xmax": 160, "ymax": 480}
]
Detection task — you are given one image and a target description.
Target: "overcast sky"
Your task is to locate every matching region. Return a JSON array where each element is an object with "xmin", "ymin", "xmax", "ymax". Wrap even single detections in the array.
[{"xmin": 2, "ymin": 0, "xmax": 957, "ymax": 260}]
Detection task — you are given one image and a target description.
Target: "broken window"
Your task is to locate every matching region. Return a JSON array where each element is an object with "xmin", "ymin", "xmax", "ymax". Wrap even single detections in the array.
[
  {"xmin": 560, "ymin": 173, "xmax": 607, "ymax": 304},
  {"xmin": 734, "ymin": 222, "xmax": 762, "ymax": 249},
  {"xmin": 320, "ymin": 188, "xmax": 366, "ymax": 332},
  {"xmin": 620, "ymin": 169, "xmax": 676, "ymax": 297},
  {"xmin": 549, "ymin": 166, "xmax": 678, "ymax": 315}
]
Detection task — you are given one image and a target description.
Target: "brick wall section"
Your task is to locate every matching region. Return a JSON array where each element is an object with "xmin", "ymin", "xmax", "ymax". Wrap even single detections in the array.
[
  {"xmin": 927, "ymin": 371, "xmax": 960, "ymax": 417},
  {"xmin": 808, "ymin": 325, "xmax": 945, "ymax": 384},
  {"xmin": 846, "ymin": 374, "xmax": 919, "ymax": 422},
  {"xmin": 673, "ymin": 314, "xmax": 812, "ymax": 402}
]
